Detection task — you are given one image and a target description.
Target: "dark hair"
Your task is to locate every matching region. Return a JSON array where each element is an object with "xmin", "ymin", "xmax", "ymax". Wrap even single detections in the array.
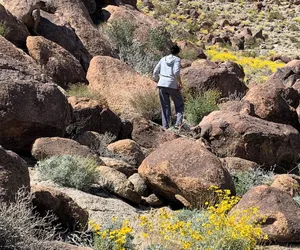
[{"xmin": 170, "ymin": 45, "xmax": 181, "ymax": 55}]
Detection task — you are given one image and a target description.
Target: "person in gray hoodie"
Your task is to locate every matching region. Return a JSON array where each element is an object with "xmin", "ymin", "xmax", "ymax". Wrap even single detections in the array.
[{"xmin": 153, "ymin": 45, "xmax": 184, "ymax": 129}]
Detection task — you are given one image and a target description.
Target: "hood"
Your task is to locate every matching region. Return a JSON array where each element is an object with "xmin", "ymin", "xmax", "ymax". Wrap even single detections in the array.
[{"xmin": 165, "ymin": 55, "xmax": 176, "ymax": 66}]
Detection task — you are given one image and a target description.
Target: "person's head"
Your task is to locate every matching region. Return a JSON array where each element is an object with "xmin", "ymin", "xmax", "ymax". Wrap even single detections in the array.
[{"xmin": 170, "ymin": 45, "xmax": 181, "ymax": 55}]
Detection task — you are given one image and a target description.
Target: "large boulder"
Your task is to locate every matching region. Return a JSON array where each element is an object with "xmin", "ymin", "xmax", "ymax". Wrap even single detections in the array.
[
  {"xmin": 0, "ymin": 37, "xmax": 72, "ymax": 153},
  {"xmin": 220, "ymin": 157, "xmax": 258, "ymax": 173},
  {"xmin": 128, "ymin": 173, "xmax": 150, "ymax": 197},
  {"xmin": 0, "ymin": 0, "xmax": 41, "ymax": 29},
  {"xmin": 269, "ymin": 60, "xmax": 300, "ymax": 87},
  {"xmin": 219, "ymin": 60, "xmax": 245, "ymax": 80},
  {"xmin": 74, "ymin": 131, "xmax": 111, "ymax": 152},
  {"xmin": 0, "ymin": 81, "xmax": 71, "ymax": 153},
  {"xmin": 31, "ymin": 137, "xmax": 102, "ymax": 164},
  {"xmin": 81, "ymin": 0, "xmax": 97, "ymax": 14},
  {"xmin": 43, "ymin": 185, "xmax": 140, "ymax": 232},
  {"xmin": 138, "ymin": 138, "xmax": 235, "ymax": 208},
  {"xmin": 37, "ymin": 0, "xmax": 116, "ymax": 70},
  {"xmin": 26, "ymin": 36, "xmax": 86, "ymax": 88},
  {"xmin": 96, "ymin": 165, "xmax": 141, "ymax": 204},
  {"xmin": 0, "ymin": 4, "xmax": 30, "ymax": 48},
  {"xmin": 0, "ymin": 35, "xmax": 46, "ymax": 82},
  {"xmin": 0, "ymin": 146, "xmax": 30, "ymax": 202},
  {"xmin": 199, "ymin": 111, "xmax": 300, "ymax": 170},
  {"xmin": 271, "ymin": 174, "xmax": 300, "ymax": 197},
  {"xmin": 103, "ymin": 5, "xmax": 160, "ymax": 44},
  {"xmin": 87, "ymin": 56, "xmax": 156, "ymax": 117},
  {"xmin": 218, "ymin": 100, "xmax": 255, "ymax": 116},
  {"xmin": 100, "ymin": 157, "xmax": 137, "ymax": 177},
  {"xmin": 107, "ymin": 139, "xmax": 145, "ymax": 166},
  {"xmin": 231, "ymin": 185, "xmax": 300, "ymax": 243},
  {"xmin": 131, "ymin": 118, "xmax": 178, "ymax": 150},
  {"xmin": 181, "ymin": 63, "xmax": 247, "ymax": 98},
  {"xmin": 31, "ymin": 185, "xmax": 89, "ymax": 232},
  {"xmin": 67, "ymin": 96, "xmax": 122, "ymax": 137},
  {"xmin": 243, "ymin": 82, "xmax": 300, "ymax": 130}
]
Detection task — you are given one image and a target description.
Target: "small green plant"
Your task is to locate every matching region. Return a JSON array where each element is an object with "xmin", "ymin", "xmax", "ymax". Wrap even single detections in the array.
[
  {"xmin": 294, "ymin": 196, "xmax": 300, "ymax": 207},
  {"xmin": 232, "ymin": 167, "xmax": 274, "ymax": 197},
  {"xmin": 0, "ymin": 22, "xmax": 5, "ymax": 36},
  {"xmin": 130, "ymin": 88, "xmax": 161, "ymax": 121},
  {"xmin": 268, "ymin": 11, "xmax": 284, "ymax": 21},
  {"xmin": 0, "ymin": 188, "xmax": 57, "ymax": 250},
  {"xmin": 67, "ymin": 84, "xmax": 107, "ymax": 107},
  {"xmin": 36, "ymin": 155, "xmax": 99, "ymax": 191},
  {"xmin": 185, "ymin": 90, "xmax": 221, "ymax": 125}
]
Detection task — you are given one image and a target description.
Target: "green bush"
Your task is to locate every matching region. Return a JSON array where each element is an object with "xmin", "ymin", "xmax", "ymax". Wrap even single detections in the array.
[
  {"xmin": 104, "ymin": 19, "xmax": 171, "ymax": 75},
  {"xmin": 105, "ymin": 19, "xmax": 136, "ymax": 49},
  {"xmin": 232, "ymin": 168, "xmax": 274, "ymax": 197},
  {"xmin": 147, "ymin": 26, "xmax": 171, "ymax": 54},
  {"xmin": 130, "ymin": 88, "xmax": 161, "ymax": 121},
  {"xmin": 185, "ymin": 90, "xmax": 221, "ymax": 125},
  {"xmin": 36, "ymin": 155, "xmax": 99, "ymax": 191},
  {"xmin": 0, "ymin": 188, "xmax": 56, "ymax": 250}
]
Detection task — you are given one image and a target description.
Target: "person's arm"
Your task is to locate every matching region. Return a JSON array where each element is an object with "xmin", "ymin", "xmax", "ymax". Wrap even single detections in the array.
[
  {"xmin": 153, "ymin": 59, "xmax": 161, "ymax": 82},
  {"xmin": 176, "ymin": 75, "xmax": 183, "ymax": 90},
  {"xmin": 174, "ymin": 59, "xmax": 182, "ymax": 90}
]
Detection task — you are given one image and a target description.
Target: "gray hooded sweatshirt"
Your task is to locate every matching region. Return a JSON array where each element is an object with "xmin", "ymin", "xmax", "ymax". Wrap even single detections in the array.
[{"xmin": 153, "ymin": 55, "xmax": 181, "ymax": 89}]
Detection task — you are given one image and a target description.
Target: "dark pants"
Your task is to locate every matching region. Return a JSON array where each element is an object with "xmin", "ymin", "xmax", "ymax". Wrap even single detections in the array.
[{"xmin": 159, "ymin": 87, "xmax": 184, "ymax": 129}]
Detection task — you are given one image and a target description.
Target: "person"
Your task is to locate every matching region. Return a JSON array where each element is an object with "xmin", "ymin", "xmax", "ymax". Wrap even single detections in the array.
[{"xmin": 153, "ymin": 45, "xmax": 184, "ymax": 129}]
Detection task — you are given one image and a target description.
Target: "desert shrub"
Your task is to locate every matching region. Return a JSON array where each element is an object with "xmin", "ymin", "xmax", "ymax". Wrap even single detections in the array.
[
  {"xmin": 104, "ymin": 19, "xmax": 170, "ymax": 75},
  {"xmin": 119, "ymin": 42, "xmax": 159, "ymax": 75},
  {"xmin": 130, "ymin": 88, "xmax": 161, "ymax": 121},
  {"xmin": 67, "ymin": 83, "xmax": 107, "ymax": 107},
  {"xmin": 289, "ymin": 23, "xmax": 299, "ymax": 31},
  {"xmin": 138, "ymin": 189, "xmax": 266, "ymax": 250},
  {"xmin": 268, "ymin": 11, "xmax": 284, "ymax": 21},
  {"xmin": 61, "ymin": 230, "xmax": 94, "ymax": 248},
  {"xmin": 90, "ymin": 219, "xmax": 134, "ymax": 250},
  {"xmin": 185, "ymin": 90, "xmax": 221, "ymax": 125},
  {"xmin": 35, "ymin": 155, "xmax": 99, "ymax": 191},
  {"xmin": 148, "ymin": 26, "xmax": 171, "ymax": 55},
  {"xmin": 0, "ymin": 188, "xmax": 57, "ymax": 250},
  {"xmin": 152, "ymin": 0, "xmax": 177, "ymax": 16},
  {"xmin": 105, "ymin": 19, "xmax": 135, "ymax": 49},
  {"xmin": 90, "ymin": 189, "xmax": 266, "ymax": 250},
  {"xmin": 232, "ymin": 168, "xmax": 275, "ymax": 197}
]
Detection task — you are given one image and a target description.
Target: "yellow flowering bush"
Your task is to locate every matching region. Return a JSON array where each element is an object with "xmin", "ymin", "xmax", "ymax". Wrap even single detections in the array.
[
  {"xmin": 90, "ymin": 218, "xmax": 134, "ymax": 250},
  {"xmin": 138, "ymin": 189, "xmax": 266, "ymax": 250},
  {"xmin": 90, "ymin": 189, "xmax": 267, "ymax": 250},
  {"xmin": 206, "ymin": 46, "xmax": 285, "ymax": 83}
]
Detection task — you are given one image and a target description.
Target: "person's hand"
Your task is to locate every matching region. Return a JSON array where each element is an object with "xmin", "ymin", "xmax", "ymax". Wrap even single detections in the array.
[{"xmin": 177, "ymin": 84, "xmax": 183, "ymax": 91}]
